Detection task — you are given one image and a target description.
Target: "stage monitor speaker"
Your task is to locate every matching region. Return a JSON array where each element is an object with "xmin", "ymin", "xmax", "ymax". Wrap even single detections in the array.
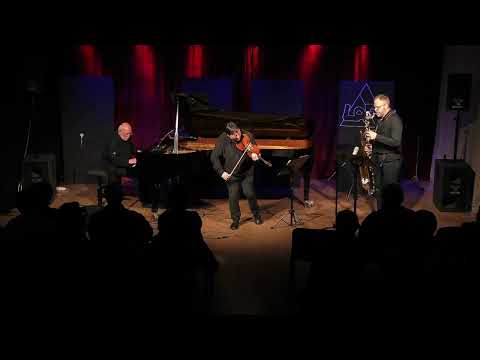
[
  {"xmin": 433, "ymin": 159, "xmax": 475, "ymax": 212},
  {"xmin": 446, "ymin": 74, "xmax": 472, "ymax": 111},
  {"xmin": 22, "ymin": 153, "xmax": 56, "ymax": 190}
]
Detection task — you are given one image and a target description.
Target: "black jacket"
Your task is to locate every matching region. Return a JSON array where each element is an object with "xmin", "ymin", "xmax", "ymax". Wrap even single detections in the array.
[
  {"xmin": 210, "ymin": 130, "xmax": 256, "ymax": 177},
  {"xmin": 103, "ymin": 134, "xmax": 136, "ymax": 168},
  {"xmin": 373, "ymin": 110, "xmax": 403, "ymax": 162}
]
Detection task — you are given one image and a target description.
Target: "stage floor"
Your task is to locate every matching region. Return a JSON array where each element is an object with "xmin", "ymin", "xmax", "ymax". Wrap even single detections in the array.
[{"xmin": 0, "ymin": 179, "xmax": 476, "ymax": 316}]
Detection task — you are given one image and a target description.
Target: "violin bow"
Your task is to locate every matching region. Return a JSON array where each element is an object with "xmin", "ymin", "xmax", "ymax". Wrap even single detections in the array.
[{"xmin": 227, "ymin": 143, "xmax": 252, "ymax": 177}]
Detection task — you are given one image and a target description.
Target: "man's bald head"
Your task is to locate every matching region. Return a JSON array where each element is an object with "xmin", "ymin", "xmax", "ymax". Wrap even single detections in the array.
[{"xmin": 118, "ymin": 122, "xmax": 133, "ymax": 141}]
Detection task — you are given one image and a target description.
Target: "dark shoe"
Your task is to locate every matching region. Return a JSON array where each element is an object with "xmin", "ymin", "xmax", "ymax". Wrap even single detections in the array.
[
  {"xmin": 230, "ymin": 221, "xmax": 239, "ymax": 230},
  {"xmin": 254, "ymin": 215, "xmax": 263, "ymax": 225}
]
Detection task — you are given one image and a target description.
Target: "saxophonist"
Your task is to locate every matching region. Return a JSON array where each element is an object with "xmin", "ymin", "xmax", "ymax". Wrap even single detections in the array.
[{"xmin": 364, "ymin": 94, "xmax": 403, "ymax": 209}]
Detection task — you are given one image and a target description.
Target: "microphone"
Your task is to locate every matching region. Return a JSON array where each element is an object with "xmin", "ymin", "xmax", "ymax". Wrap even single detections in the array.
[
  {"xmin": 365, "ymin": 111, "xmax": 374, "ymax": 119},
  {"xmin": 80, "ymin": 132, "xmax": 85, "ymax": 147},
  {"xmin": 352, "ymin": 146, "xmax": 359, "ymax": 156}
]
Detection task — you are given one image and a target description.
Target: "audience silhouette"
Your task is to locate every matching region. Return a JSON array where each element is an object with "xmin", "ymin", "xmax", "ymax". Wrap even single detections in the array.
[{"xmin": 2, "ymin": 178, "xmax": 479, "ymax": 318}]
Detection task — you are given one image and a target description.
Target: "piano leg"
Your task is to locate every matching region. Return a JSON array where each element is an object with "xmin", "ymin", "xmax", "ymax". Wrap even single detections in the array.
[
  {"xmin": 303, "ymin": 170, "xmax": 314, "ymax": 207},
  {"xmin": 151, "ymin": 176, "xmax": 182, "ymax": 217},
  {"xmin": 152, "ymin": 183, "xmax": 161, "ymax": 217}
]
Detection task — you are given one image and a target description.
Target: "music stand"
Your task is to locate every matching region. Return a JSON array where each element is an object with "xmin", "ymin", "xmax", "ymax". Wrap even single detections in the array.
[
  {"xmin": 349, "ymin": 153, "xmax": 362, "ymax": 215},
  {"xmin": 333, "ymin": 147, "xmax": 362, "ymax": 220},
  {"xmin": 271, "ymin": 155, "xmax": 310, "ymax": 229}
]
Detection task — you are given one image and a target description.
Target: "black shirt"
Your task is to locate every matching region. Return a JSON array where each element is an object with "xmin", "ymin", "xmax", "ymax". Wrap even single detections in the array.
[
  {"xmin": 104, "ymin": 134, "xmax": 136, "ymax": 168},
  {"xmin": 210, "ymin": 130, "xmax": 257, "ymax": 177},
  {"xmin": 373, "ymin": 110, "xmax": 403, "ymax": 161}
]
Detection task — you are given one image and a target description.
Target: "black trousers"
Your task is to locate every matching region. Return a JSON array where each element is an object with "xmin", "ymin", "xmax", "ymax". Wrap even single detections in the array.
[
  {"xmin": 226, "ymin": 171, "xmax": 260, "ymax": 222},
  {"xmin": 107, "ymin": 165, "xmax": 137, "ymax": 184},
  {"xmin": 107, "ymin": 166, "xmax": 126, "ymax": 184},
  {"xmin": 373, "ymin": 158, "xmax": 402, "ymax": 209}
]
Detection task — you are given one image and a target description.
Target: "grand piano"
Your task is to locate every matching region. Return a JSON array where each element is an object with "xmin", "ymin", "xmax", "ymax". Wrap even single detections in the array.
[{"xmin": 136, "ymin": 93, "xmax": 314, "ymax": 210}]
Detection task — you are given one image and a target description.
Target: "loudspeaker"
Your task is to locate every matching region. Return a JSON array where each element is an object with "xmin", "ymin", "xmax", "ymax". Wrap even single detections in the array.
[
  {"xmin": 446, "ymin": 74, "xmax": 472, "ymax": 111},
  {"xmin": 22, "ymin": 153, "xmax": 56, "ymax": 190},
  {"xmin": 433, "ymin": 159, "xmax": 475, "ymax": 212}
]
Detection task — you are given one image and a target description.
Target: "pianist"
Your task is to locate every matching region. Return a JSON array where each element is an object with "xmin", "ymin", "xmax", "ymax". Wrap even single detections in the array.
[
  {"xmin": 104, "ymin": 122, "xmax": 137, "ymax": 184},
  {"xmin": 210, "ymin": 121, "xmax": 263, "ymax": 230}
]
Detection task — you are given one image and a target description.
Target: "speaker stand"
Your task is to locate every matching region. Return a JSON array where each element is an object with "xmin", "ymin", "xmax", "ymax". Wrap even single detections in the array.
[{"xmin": 454, "ymin": 109, "xmax": 461, "ymax": 160}]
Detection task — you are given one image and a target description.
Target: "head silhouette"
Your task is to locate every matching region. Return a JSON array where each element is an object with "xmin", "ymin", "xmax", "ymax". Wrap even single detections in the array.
[
  {"xmin": 28, "ymin": 182, "xmax": 54, "ymax": 209},
  {"xmin": 336, "ymin": 209, "xmax": 359, "ymax": 237},
  {"xmin": 104, "ymin": 183, "xmax": 124, "ymax": 206},
  {"xmin": 381, "ymin": 183, "xmax": 404, "ymax": 210},
  {"xmin": 414, "ymin": 209, "xmax": 437, "ymax": 238}
]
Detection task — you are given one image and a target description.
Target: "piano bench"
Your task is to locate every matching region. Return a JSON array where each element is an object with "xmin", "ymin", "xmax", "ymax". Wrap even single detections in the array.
[{"xmin": 87, "ymin": 169, "xmax": 109, "ymax": 207}]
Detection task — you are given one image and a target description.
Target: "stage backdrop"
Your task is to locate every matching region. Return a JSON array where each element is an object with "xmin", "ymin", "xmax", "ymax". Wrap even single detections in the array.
[
  {"xmin": 251, "ymin": 79, "xmax": 304, "ymax": 115},
  {"xmin": 12, "ymin": 43, "xmax": 444, "ymax": 190},
  {"xmin": 181, "ymin": 78, "xmax": 233, "ymax": 111},
  {"xmin": 335, "ymin": 81, "xmax": 395, "ymax": 192},
  {"xmin": 60, "ymin": 76, "xmax": 115, "ymax": 184},
  {"xmin": 337, "ymin": 81, "xmax": 395, "ymax": 146}
]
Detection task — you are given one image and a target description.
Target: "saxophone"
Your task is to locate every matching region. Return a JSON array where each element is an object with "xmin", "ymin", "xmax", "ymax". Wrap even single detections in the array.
[{"xmin": 358, "ymin": 111, "xmax": 376, "ymax": 196}]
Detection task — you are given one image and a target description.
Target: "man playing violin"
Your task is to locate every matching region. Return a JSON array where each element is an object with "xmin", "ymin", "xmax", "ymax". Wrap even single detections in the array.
[{"xmin": 210, "ymin": 121, "xmax": 263, "ymax": 230}]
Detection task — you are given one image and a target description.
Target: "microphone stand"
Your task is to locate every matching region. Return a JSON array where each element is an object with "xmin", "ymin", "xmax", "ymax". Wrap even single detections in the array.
[
  {"xmin": 411, "ymin": 135, "xmax": 424, "ymax": 191},
  {"xmin": 350, "ymin": 147, "xmax": 361, "ymax": 216}
]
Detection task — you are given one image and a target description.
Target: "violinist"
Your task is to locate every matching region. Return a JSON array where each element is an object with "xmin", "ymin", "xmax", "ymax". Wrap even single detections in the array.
[{"xmin": 210, "ymin": 121, "xmax": 263, "ymax": 230}]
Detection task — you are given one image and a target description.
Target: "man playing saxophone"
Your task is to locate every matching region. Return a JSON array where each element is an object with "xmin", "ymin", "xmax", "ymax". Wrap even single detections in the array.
[{"xmin": 364, "ymin": 94, "xmax": 403, "ymax": 209}]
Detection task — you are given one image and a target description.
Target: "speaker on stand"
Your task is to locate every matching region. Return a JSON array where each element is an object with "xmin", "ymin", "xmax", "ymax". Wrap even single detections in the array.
[
  {"xmin": 433, "ymin": 159, "xmax": 475, "ymax": 212},
  {"xmin": 22, "ymin": 153, "xmax": 57, "ymax": 201},
  {"xmin": 446, "ymin": 74, "xmax": 472, "ymax": 160},
  {"xmin": 433, "ymin": 74, "xmax": 475, "ymax": 212}
]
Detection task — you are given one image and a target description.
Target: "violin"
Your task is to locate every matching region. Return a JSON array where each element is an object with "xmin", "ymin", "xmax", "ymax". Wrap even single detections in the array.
[
  {"xmin": 226, "ymin": 132, "xmax": 272, "ymax": 178},
  {"xmin": 235, "ymin": 133, "xmax": 272, "ymax": 168}
]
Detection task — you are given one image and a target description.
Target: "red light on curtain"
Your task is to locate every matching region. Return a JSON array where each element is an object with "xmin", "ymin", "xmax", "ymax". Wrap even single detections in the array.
[
  {"xmin": 354, "ymin": 45, "xmax": 369, "ymax": 80},
  {"xmin": 241, "ymin": 46, "xmax": 260, "ymax": 111},
  {"xmin": 244, "ymin": 46, "xmax": 260, "ymax": 79},
  {"xmin": 300, "ymin": 44, "xmax": 324, "ymax": 80},
  {"xmin": 79, "ymin": 45, "xmax": 102, "ymax": 76},
  {"xmin": 186, "ymin": 45, "xmax": 205, "ymax": 78},
  {"xmin": 133, "ymin": 45, "xmax": 156, "ymax": 98}
]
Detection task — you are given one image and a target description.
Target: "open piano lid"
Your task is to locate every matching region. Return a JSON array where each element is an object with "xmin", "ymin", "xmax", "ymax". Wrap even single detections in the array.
[{"xmin": 179, "ymin": 93, "xmax": 310, "ymax": 139}]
